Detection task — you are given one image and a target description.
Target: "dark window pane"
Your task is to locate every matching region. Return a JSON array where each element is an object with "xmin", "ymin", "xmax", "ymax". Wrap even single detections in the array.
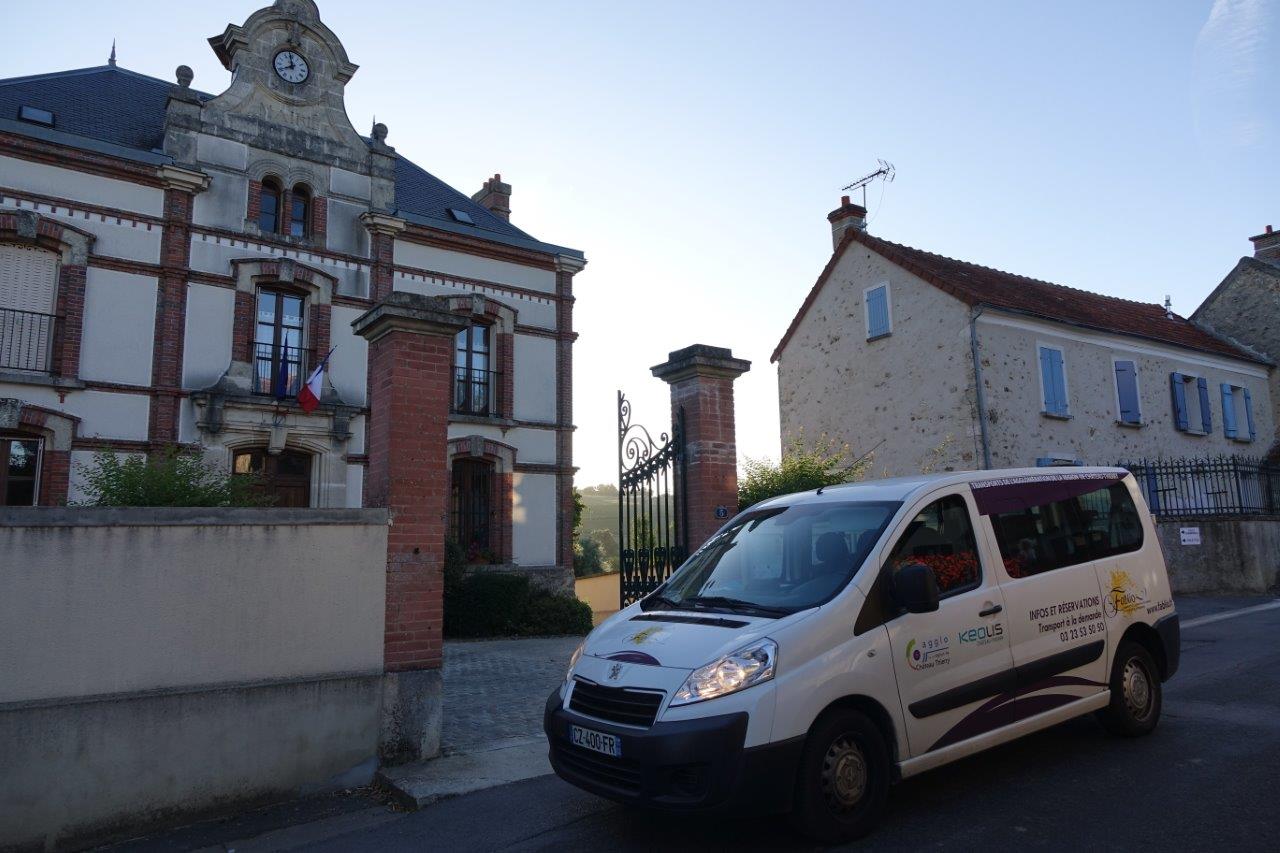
[
  {"xmin": 991, "ymin": 483, "xmax": 1144, "ymax": 577},
  {"xmin": 290, "ymin": 196, "xmax": 308, "ymax": 237},
  {"xmin": 259, "ymin": 186, "xmax": 280, "ymax": 233},
  {"xmin": 888, "ymin": 495, "xmax": 981, "ymax": 595},
  {"xmin": 6, "ymin": 478, "xmax": 35, "ymax": 506}
]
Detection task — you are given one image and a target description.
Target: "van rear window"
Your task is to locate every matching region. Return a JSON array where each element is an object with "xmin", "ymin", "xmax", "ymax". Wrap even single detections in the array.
[{"xmin": 988, "ymin": 481, "xmax": 1143, "ymax": 577}]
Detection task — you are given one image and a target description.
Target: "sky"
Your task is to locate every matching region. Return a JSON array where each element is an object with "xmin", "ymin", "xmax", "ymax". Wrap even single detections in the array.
[{"xmin": 6, "ymin": 1, "xmax": 1277, "ymax": 486}]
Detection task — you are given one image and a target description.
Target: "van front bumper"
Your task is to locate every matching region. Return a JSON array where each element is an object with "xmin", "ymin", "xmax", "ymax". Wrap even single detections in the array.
[{"xmin": 544, "ymin": 689, "xmax": 801, "ymax": 810}]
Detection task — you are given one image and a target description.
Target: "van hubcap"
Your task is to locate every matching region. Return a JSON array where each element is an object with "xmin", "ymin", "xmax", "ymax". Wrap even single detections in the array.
[
  {"xmin": 1123, "ymin": 658, "xmax": 1152, "ymax": 719},
  {"xmin": 821, "ymin": 735, "xmax": 867, "ymax": 811}
]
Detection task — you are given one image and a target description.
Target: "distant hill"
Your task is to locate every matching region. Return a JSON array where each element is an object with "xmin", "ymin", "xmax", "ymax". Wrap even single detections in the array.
[{"xmin": 578, "ymin": 485, "xmax": 617, "ymax": 540}]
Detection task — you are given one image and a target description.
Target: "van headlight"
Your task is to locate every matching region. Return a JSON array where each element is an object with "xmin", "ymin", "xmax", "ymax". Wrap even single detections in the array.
[
  {"xmin": 565, "ymin": 641, "xmax": 585, "ymax": 682},
  {"xmin": 671, "ymin": 639, "xmax": 777, "ymax": 706}
]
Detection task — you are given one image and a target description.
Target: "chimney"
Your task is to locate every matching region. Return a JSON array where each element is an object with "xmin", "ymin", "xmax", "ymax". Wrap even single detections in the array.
[
  {"xmin": 471, "ymin": 173, "xmax": 512, "ymax": 222},
  {"xmin": 828, "ymin": 195, "xmax": 867, "ymax": 250},
  {"xmin": 1250, "ymin": 224, "xmax": 1280, "ymax": 266}
]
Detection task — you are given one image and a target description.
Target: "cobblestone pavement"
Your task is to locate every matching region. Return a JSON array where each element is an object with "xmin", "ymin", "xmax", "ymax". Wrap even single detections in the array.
[{"xmin": 441, "ymin": 636, "xmax": 583, "ymax": 755}]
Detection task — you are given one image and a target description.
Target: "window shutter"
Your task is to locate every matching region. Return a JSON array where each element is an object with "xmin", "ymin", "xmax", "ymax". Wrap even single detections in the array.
[
  {"xmin": 1221, "ymin": 383, "xmax": 1237, "ymax": 438},
  {"xmin": 0, "ymin": 243, "xmax": 59, "ymax": 313},
  {"xmin": 1115, "ymin": 360, "xmax": 1140, "ymax": 423},
  {"xmin": 1039, "ymin": 348, "xmax": 1067, "ymax": 414},
  {"xmin": 1196, "ymin": 377, "xmax": 1212, "ymax": 433},
  {"xmin": 1243, "ymin": 388, "xmax": 1256, "ymax": 440},
  {"xmin": 867, "ymin": 286, "xmax": 890, "ymax": 338},
  {"xmin": 1170, "ymin": 372, "xmax": 1189, "ymax": 431}
]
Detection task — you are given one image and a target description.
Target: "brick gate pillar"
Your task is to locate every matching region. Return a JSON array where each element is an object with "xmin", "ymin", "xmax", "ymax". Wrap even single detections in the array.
[
  {"xmin": 652, "ymin": 345, "xmax": 751, "ymax": 552},
  {"xmin": 352, "ymin": 292, "xmax": 467, "ymax": 764}
]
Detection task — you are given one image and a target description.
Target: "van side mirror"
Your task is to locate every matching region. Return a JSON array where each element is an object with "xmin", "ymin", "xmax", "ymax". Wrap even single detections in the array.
[{"xmin": 892, "ymin": 563, "xmax": 940, "ymax": 613}]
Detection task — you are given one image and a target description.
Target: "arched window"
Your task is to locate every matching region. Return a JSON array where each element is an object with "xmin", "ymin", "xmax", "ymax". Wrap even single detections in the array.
[
  {"xmin": 258, "ymin": 177, "xmax": 283, "ymax": 233},
  {"xmin": 289, "ymin": 184, "xmax": 311, "ymax": 238}
]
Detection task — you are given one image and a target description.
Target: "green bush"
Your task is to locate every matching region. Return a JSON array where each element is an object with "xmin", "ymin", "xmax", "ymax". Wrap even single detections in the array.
[
  {"xmin": 76, "ymin": 447, "xmax": 272, "ymax": 507},
  {"xmin": 738, "ymin": 432, "xmax": 870, "ymax": 510},
  {"xmin": 443, "ymin": 558, "xmax": 592, "ymax": 638}
]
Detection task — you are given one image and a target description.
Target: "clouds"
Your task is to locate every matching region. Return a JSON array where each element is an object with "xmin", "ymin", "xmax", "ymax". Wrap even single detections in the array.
[{"xmin": 1191, "ymin": 0, "xmax": 1278, "ymax": 150}]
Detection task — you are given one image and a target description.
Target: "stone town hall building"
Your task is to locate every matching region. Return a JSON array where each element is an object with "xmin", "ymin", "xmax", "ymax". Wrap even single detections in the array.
[{"xmin": 0, "ymin": 1, "xmax": 584, "ymax": 588}]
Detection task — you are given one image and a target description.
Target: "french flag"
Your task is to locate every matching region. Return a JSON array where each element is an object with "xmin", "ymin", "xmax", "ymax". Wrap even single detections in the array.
[{"xmin": 298, "ymin": 347, "xmax": 335, "ymax": 413}]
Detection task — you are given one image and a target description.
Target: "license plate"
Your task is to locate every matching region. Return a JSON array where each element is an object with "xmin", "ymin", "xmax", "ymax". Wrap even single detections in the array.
[{"xmin": 569, "ymin": 724, "xmax": 621, "ymax": 758}]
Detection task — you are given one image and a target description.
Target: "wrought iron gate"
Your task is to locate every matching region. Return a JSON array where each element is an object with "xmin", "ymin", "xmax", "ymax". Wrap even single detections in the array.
[{"xmin": 618, "ymin": 391, "xmax": 687, "ymax": 605}]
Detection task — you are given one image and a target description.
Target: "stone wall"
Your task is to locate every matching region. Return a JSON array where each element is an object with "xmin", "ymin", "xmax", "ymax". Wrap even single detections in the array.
[
  {"xmin": 1153, "ymin": 515, "xmax": 1280, "ymax": 594},
  {"xmin": 0, "ymin": 506, "xmax": 388, "ymax": 851}
]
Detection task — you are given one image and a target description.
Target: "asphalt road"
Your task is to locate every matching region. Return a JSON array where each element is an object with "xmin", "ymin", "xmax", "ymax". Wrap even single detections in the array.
[{"xmin": 113, "ymin": 595, "xmax": 1280, "ymax": 852}]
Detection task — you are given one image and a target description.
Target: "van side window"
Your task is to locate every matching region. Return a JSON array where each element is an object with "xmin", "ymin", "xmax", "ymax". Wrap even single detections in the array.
[
  {"xmin": 887, "ymin": 495, "xmax": 981, "ymax": 597},
  {"xmin": 991, "ymin": 483, "xmax": 1144, "ymax": 578}
]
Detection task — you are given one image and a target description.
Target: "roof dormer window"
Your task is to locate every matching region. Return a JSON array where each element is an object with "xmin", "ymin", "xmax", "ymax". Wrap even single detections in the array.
[{"xmin": 17, "ymin": 105, "xmax": 54, "ymax": 127}]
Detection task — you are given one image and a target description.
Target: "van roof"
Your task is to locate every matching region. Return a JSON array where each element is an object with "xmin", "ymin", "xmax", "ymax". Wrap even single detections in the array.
[{"xmin": 753, "ymin": 466, "xmax": 1130, "ymax": 509}]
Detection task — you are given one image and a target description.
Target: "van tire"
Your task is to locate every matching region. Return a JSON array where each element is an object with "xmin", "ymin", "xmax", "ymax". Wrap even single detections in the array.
[
  {"xmin": 1097, "ymin": 640, "xmax": 1162, "ymax": 737},
  {"xmin": 789, "ymin": 709, "xmax": 890, "ymax": 843}
]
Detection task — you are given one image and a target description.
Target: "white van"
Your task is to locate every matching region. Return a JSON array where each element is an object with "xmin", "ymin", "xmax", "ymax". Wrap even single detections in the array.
[{"xmin": 545, "ymin": 468, "xmax": 1179, "ymax": 842}]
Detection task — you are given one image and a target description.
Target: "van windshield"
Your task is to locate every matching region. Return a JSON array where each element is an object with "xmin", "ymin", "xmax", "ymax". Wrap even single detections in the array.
[{"xmin": 645, "ymin": 501, "xmax": 901, "ymax": 617}]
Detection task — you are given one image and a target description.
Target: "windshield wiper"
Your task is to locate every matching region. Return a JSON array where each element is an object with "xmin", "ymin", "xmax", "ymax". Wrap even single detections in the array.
[
  {"xmin": 685, "ymin": 596, "xmax": 791, "ymax": 617},
  {"xmin": 641, "ymin": 592, "xmax": 687, "ymax": 612}
]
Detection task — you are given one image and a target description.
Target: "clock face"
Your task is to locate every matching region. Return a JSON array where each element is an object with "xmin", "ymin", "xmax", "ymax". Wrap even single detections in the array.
[{"xmin": 273, "ymin": 50, "xmax": 309, "ymax": 84}]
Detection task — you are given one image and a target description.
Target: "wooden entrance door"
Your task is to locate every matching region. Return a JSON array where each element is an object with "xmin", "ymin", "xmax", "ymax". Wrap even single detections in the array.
[{"xmin": 233, "ymin": 448, "xmax": 313, "ymax": 508}]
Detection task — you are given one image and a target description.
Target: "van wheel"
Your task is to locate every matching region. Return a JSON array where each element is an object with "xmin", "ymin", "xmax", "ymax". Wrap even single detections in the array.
[
  {"xmin": 1097, "ymin": 640, "xmax": 1162, "ymax": 737},
  {"xmin": 789, "ymin": 709, "xmax": 890, "ymax": 844}
]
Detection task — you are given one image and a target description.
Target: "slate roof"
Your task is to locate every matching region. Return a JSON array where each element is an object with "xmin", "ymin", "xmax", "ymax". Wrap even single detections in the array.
[
  {"xmin": 0, "ymin": 64, "xmax": 578, "ymax": 257},
  {"xmin": 771, "ymin": 227, "xmax": 1268, "ymax": 365}
]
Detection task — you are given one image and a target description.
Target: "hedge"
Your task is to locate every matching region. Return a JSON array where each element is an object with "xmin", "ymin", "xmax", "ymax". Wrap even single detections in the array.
[{"xmin": 443, "ymin": 543, "xmax": 593, "ymax": 638}]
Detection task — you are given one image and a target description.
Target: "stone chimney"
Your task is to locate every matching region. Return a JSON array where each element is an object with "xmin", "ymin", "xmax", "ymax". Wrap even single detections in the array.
[
  {"xmin": 1250, "ymin": 225, "xmax": 1280, "ymax": 266},
  {"xmin": 828, "ymin": 195, "xmax": 867, "ymax": 250},
  {"xmin": 471, "ymin": 173, "xmax": 512, "ymax": 221}
]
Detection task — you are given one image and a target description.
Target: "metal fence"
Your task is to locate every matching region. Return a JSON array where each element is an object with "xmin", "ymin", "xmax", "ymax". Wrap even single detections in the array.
[
  {"xmin": 1116, "ymin": 456, "xmax": 1279, "ymax": 516},
  {"xmin": 0, "ymin": 307, "xmax": 57, "ymax": 373}
]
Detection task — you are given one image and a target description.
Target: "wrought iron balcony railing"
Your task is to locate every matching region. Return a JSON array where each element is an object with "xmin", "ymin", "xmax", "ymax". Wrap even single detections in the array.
[
  {"xmin": 252, "ymin": 341, "xmax": 315, "ymax": 398},
  {"xmin": 452, "ymin": 366, "xmax": 500, "ymax": 416},
  {"xmin": 0, "ymin": 307, "xmax": 57, "ymax": 373}
]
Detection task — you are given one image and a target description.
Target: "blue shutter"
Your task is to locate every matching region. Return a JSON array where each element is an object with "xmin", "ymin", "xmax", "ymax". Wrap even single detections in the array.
[
  {"xmin": 867, "ymin": 286, "xmax": 890, "ymax": 338},
  {"xmin": 1196, "ymin": 377, "xmax": 1212, "ymax": 433},
  {"xmin": 1221, "ymin": 383, "xmax": 1237, "ymax": 438},
  {"xmin": 1170, "ymin": 373, "xmax": 1189, "ymax": 431},
  {"xmin": 1040, "ymin": 347, "xmax": 1067, "ymax": 414},
  {"xmin": 1243, "ymin": 388, "xmax": 1257, "ymax": 440},
  {"xmin": 1115, "ymin": 361, "xmax": 1140, "ymax": 423}
]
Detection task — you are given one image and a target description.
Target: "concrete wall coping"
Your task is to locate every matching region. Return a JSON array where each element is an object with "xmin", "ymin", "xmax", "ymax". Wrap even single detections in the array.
[{"xmin": 0, "ymin": 507, "xmax": 389, "ymax": 528}]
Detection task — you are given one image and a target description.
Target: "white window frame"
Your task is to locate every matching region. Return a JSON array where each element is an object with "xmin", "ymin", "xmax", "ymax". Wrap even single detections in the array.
[
  {"xmin": 1110, "ymin": 355, "xmax": 1143, "ymax": 427},
  {"xmin": 1174, "ymin": 370, "xmax": 1208, "ymax": 436},
  {"xmin": 863, "ymin": 281, "xmax": 893, "ymax": 340},
  {"xmin": 1036, "ymin": 341, "xmax": 1071, "ymax": 418}
]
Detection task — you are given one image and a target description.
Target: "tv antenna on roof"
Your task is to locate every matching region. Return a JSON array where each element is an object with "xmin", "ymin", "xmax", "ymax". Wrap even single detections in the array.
[{"xmin": 842, "ymin": 159, "xmax": 895, "ymax": 208}]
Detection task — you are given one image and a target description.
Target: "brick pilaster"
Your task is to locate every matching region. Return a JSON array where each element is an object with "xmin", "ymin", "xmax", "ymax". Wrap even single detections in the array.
[
  {"xmin": 232, "ymin": 290, "xmax": 255, "ymax": 363},
  {"xmin": 309, "ymin": 302, "xmax": 332, "ymax": 365},
  {"xmin": 553, "ymin": 258, "xmax": 583, "ymax": 574},
  {"xmin": 38, "ymin": 449, "xmax": 70, "ymax": 506},
  {"xmin": 247, "ymin": 179, "xmax": 263, "ymax": 228},
  {"xmin": 149, "ymin": 186, "xmax": 195, "ymax": 445},
  {"xmin": 652, "ymin": 345, "xmax": 751, "ymax": 551},
  {"xmin": 312, "ymin": 196, "xmax": 328, "ymax": 243},
  {"xmin": 497, "ymin": 331, "xmax": 514, "ymax": 419},
  {"xmin": 353, "ymin": 292, "xmax": 467, "ymax": 764},
  {"xmin": 52, "ymin": 265, "xmax": 86, "ymax": 378}
]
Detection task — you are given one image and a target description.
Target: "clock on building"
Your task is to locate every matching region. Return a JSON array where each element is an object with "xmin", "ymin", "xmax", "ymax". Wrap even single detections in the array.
[{"xmin": 273, "ymin": 50, "xmax": 309, "ymax": 84}]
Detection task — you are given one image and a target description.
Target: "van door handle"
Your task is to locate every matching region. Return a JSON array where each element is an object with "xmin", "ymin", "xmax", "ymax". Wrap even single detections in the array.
[{"xmin": 979, "ymin": 604, "xmax": 1003, "ymax": 617}]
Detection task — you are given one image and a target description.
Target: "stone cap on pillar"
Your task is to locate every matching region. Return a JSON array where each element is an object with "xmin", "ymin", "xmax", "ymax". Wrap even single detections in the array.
[
  {"xmin": 651, "ymin": 344, "xmax": 751, "ymax": 384},
  {"xmin": 351, "ymin": 291, "xmax": 469, "ymax": 342}
]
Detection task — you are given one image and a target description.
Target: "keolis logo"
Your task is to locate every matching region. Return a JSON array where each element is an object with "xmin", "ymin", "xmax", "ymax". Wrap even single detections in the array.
[{"xmin": 958, "ymin": 623, "xmax": 1004, "ymax": 645}]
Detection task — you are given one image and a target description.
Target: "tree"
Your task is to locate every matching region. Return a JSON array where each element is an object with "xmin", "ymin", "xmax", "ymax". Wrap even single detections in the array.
[
  {"xmin": 572, "ymin": 487, "xmax": 585, "ymax": 536},
  {"xmin": 585, "ymin": 527, "xmax": 619, "ymax": 567},
  {"xmin": 573, "ymin": 536, "xmax": 605, "ymax": 577},
  {"xmin": 738, "ymin": 433, "xmax": 871, "ymax": 509},
  {"xmin": 76, "ymin": 448, "xmax": 273, "ymax": 507}
]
